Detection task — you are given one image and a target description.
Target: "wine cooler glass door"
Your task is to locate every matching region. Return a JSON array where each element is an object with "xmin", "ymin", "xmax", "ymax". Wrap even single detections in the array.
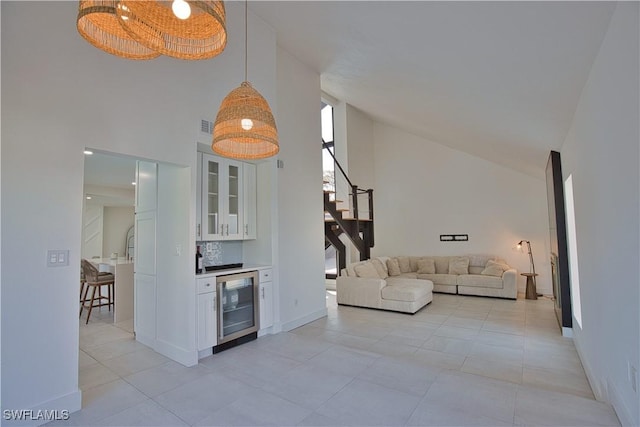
[{"xmin": 217, "ymin": 271, "xmax": 259, "ymax": 343}]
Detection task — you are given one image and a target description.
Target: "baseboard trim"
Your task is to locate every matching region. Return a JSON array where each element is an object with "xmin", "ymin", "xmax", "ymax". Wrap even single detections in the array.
[
  {"xmin": 2, "ymin": 389, "xmax": 82, "ymax": 427},
  {"xmin": 574, "ymin": 335, "xmax": 636, "ymax": 426},
  {"xmin": 281, "ymin": 308, "xmax": 328, "ymax": 332},
  {"xmin": 607, "ymin": 379, "xmax": 635, "ymax": 427},
  {"xmin": 154, "ymin": 339, "xmax": 198, "ymax": 367}
]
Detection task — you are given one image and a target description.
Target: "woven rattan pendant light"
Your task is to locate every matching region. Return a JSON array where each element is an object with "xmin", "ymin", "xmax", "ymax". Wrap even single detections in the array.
[
  {"xmin": 77, "ymin": 0, "xmax": 227, "ymax": 60},
  {"xmin": 77, "ymin": 1, "xmax": 160, "ymax": 60},
  {"xmin": 212, "ymin": 0, "xmax": 279, "ymax": 159}
]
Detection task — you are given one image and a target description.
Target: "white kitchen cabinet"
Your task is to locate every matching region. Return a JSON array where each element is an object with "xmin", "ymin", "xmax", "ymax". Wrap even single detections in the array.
[
  {"xmin": 259, "ymin": 268, "xmax": 273, "ymax": 331},
  {"xmin": 196, "ymin": 152, "xmax": 202, "ymax": 240},
  {"xmin": 243, "ymin": 163, "xmax": 257, "ymax": 240},
  {"xmin": 201, "ymin": 154, "xmax": 244, "ymax": 240},
  {"xmin": 197, "ymin": 279, "xmax": 217, "ymax": 351}
]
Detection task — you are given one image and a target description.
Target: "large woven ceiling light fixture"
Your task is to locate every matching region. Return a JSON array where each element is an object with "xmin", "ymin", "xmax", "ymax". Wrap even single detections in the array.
[
  {"xmin": 77, "ymin": 0, "xmax": 227, "ymax": 60},
  {"xmin": 211, "ymin": 0, "xmax": 278, "ymax": 159}
]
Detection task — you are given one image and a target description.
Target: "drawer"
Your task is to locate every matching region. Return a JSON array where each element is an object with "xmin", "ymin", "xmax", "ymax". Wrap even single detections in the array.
[
  {"xmin": 197, "ymin": 277, "xmax": 216, "ymax": 294},
  {"xmin": 259, "ymin": 268, "xmax": 272, "ymax": 283}
]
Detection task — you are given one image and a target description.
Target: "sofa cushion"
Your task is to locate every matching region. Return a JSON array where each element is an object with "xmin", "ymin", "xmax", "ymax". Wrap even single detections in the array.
[
  {"xmin": 481, "ymin": 259, "xmax": 510, "ymax": 277},
  {"xmin": 398, "ymin": 272, "xmax": 418, "ymax": 279},
  {"xmin": 409, "ymin": 257, "xmax": 422, "ymax": 272},
  {"xmin": 469, "ymin": 266, "xmax": 484, "ymax": 274},
  {"xmin": 396, "ymin": 256, "xmax": 411, "ymax": 273},
  {"xmin": 387, "ymin": 258, "xmax": 401, "ymax": 276},
  {"xmin": 417, "ymin": 273, "xmax": 458, "ymax": 286},
  {"xmin": 448, "ymin": 256, "xmax": 470, "ymax": 275},
  {"xmin": 371, "ymin": 258, "xmax": 389, "ymax": 279},
  {"xmin": 382, "ymin": 281, "xmax": 431, "ymax": 302},
  {"xmin": 457, "ymin": 274, "xmax": 503, "ymax": 289},
  {"xmin": 433, "ymin": 257, "xmax": 451, "ymax": 274},
  {"xmin": 354, "ymin": 262, "xmax": 380, "ymax": 279},
  {"xmin": 417, "ymin": 258, "xmax": 436, "ymax": 274}
]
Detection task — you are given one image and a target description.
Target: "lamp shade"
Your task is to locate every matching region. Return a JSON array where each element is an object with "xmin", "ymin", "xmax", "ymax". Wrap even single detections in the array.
[
  {"xmin": 116, "ymin": 0, "xmax": 226, "ymax": 60},
  {"xmin": 77, "ymin": 1, "xmax": 160, "ymax": 60},
  {"xmin": 212, "ymin": 81, "xmax": 279, "ymax": 160}
]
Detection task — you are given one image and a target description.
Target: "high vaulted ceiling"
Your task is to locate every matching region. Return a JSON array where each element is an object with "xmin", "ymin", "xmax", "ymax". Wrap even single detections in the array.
[{"xmin": 250, "ymin": 1, "xmax": 617, "ymax": 177}]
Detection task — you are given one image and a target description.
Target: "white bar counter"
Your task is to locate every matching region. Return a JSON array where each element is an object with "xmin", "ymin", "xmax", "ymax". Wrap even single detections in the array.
[{"xmin": 91, "ymin": 258, "xmax": 134, "ymax": 323}]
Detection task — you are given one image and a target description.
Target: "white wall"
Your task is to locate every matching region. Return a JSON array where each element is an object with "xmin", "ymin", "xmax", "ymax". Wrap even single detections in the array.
[
  {"xmin": 102, "ymin": 206, "xmax": 134, "ymax": 257},
  {"xmin": 1, "ymin": 1, "xmax": 276, "ymax": 420},
  {"xmin": 346, "ymin": 105, "xmax": 375, "ymax": 191},
  {"xmin": 559, "ymin": 3, "xmax": 639, "ymax": 425},
  {"xmin": 372, "ymin": 123, "xmax": 551, "ymax": 295},
  {"xmin": 275, "ymin": 46, "xmax": 327, "ymax": 331}
]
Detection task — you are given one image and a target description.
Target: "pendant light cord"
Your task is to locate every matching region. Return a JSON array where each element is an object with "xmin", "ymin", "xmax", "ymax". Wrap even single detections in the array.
[{"xmin": 244, "ymin": 0, "xmax": 248, "ymax": 82}]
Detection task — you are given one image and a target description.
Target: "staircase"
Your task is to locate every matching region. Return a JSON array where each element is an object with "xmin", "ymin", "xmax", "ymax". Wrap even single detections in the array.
[{"xmin": 323, "ymin": 141, "xmax": 374, "ymax": 277}]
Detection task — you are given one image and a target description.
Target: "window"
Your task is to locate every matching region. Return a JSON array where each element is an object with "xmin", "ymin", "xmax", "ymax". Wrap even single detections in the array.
[{"xmin": 564, "ymin": 174, "xmax": 582, "ymax": 328}]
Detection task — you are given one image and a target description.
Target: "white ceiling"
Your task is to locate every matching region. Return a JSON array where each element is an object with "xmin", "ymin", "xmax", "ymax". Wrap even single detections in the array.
[
  {"xmin": 84, "ymin": 151, "xmax": 136, "ymax": 206},
  {"xmin": 250, "ymin": 1, "xmax": 616, "ymax": 177}
]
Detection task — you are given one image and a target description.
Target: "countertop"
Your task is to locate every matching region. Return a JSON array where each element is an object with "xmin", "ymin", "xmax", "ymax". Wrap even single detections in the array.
[{"xmin": 195, "ymin": 264, "xmax": 271, "ymax": 278}]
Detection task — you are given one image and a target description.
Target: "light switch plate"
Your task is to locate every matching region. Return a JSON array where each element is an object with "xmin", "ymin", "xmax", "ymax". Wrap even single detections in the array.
[{"xmin": 47, "ymin": 250, "xmax": 69, "ymax": 267}]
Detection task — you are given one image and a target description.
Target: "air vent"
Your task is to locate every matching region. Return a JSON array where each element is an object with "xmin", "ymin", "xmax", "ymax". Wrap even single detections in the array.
[{"xmin": 201, "ymin": 119, "xmax": 213, "ymax": 135}]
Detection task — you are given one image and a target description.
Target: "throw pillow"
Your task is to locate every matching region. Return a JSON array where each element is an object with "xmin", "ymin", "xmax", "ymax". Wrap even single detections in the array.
[
  {"xmin": 371, "ymin": 258, "xmax": 388, "ymax": 279},
  {"xmin": 448, "ymin": 256, "xmax": 470, "ymax": 275},
  {"xmin": 387, "ymin": 258, "xmax": 401, "ymax": 276},
  {"xmin": 396, "ymin": 256, "xmax": 411, "ymax": 273},
  {"xmin": 481, "ymin": 259, "xmax": 510, "ymax": 277},
  {"xmin": 354, "ymin": 262, "xmax": 380, "ymax": 279},
  {"xmin": 417, "ymin": 258, "xmax": 436, "ymax": 274}
]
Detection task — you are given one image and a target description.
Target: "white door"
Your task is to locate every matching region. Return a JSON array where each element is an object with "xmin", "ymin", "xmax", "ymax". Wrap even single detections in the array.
[{"xmin": 134, "ymin": 161, "xmax": 157, "ymax": 345}]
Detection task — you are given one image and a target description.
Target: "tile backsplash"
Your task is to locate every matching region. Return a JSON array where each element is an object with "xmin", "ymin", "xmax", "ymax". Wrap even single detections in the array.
[{"xmin": 196, "ymin": 241, "xmax": 243, "ymax": 266}]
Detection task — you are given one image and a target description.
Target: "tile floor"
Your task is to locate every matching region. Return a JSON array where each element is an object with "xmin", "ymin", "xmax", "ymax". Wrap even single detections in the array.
[{"xmin": 53, "ymin": 292, "xmax": 621, "ymax": 426}]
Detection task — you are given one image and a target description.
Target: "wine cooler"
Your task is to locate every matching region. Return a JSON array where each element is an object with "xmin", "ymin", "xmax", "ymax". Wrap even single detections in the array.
[{"xmin": 215, "ymin": 270, "xmax": 259, "ymax": 349}]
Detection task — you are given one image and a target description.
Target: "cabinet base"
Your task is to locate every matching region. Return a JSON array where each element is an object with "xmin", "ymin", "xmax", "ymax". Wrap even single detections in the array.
[{"xmin": 213, "ymin": 332, "xmax": 258, "ymax": 354}]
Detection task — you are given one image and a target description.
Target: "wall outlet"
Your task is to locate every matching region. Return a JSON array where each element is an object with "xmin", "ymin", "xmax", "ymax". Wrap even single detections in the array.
[
  {"xmin": 629, "ymin": 362, "xmax": 637, "ymax": 393},
  {"xmin": 206, "ymin": 242, "xmax": 212, "ymax": 252}
]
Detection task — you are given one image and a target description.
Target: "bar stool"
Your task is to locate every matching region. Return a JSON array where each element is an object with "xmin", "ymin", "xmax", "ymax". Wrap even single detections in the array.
[{"xmin": 80, "ymin": 259, "xmax": 115, "ymax": 324}]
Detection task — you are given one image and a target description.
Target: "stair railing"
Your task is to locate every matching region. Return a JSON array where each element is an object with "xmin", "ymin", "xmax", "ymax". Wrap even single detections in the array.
[{"xmin": 322, "ymin": 140, "xmax": 375, "ymax": 261}]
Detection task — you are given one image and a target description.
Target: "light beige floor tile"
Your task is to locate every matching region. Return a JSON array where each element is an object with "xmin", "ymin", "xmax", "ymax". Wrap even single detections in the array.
[
  {"xmin": 522, "ymin": 365, "xmax": 595, "ymax": 399},
  {"xmin": 100, "ymin": 347, "xmax": 171, "ymax": 378},
  {"xmin": 153, "ymin": 372, "xmax": 254, "ymax": 425},
  {"xmin": 261, "ymin": 363, "xmax": 354, "ymax": 410},
  {"xmin": 475, "ymin": 329, "xmax": 525, "ymax": 349},
  {"xmin": 435, "ymin": 324, "xmax": 480, "ymax": 340},
  {"xmin": 79, "ymin": 350, "xmax": 99, "ymax": 369},
  {"xmin": 417, "ymin": 371, "xmax": 518, "ymax": 424},
  {"xmin": 196, "ymin": 388, "xmax": 313, "ymax": 426},
  {"xmin": 515, "ymin": 384, "xmax": 619, "ymax": 426},
  {"xmin": 470, "ymin": 341, "xmax": 524, "ymax": 365},
  {"xmin": 307, "ymin": 345, "xmax": 379, "ymax": 377},
  {"xmin": 79, "ymin": 363, "xmax": 120, "ymax": 391},
  {"xmin": 94, "ymin": 400, "xmax": 188, "ymax": 426},
  {"xmin": 357, "ymin": 355, "xmax": 441, "ymax": 396},
  {"xmin": 83, "ymin": 337, "xmax": 147, "ymax": 363},
  {"xmin": 315, "ymin": 378, "xmax": 421, "ymax": 426},
  {"xmin": 123, "ymin": 360, "xmax": 212, "ymax": 397},
  {"xmin": 461, "ymin": 356, "xmax": 523, "ymax": 384},
  {"xmin": 421, "ymin": 335, "xmax": 474, "ymax": 356},
  {"xmin": 411, "ymin": 348, "xmax": 466, "ymax": 370}
]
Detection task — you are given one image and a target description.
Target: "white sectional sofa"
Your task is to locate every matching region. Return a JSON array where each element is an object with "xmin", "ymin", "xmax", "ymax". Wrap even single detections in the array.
[
  {"xmin": 336, "ymin": 258, "xmax": 433, "ymax": 313},
  {"xmin": 337, "ymin": 255, "xmax": 517, "ymax": 313}
]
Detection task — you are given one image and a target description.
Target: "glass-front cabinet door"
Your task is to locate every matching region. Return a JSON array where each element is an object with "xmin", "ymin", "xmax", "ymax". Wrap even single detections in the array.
[
  {"xmin": 225, "ymin": 160, "xmax": 244, "ymax": 240},
  {"xmin": 201, "ymin": 154, "xmax": 244, "ymax": 240},
  {"xmin": 202, "ymin": 155, "xmax": 223, "ymax": 240}
]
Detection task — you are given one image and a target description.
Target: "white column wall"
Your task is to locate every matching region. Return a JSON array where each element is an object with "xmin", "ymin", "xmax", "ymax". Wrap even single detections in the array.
[
  {"xmin": 275, "ymin": 47, "xmax": 327, "ymax": 331},
  {"xmin": 559, "ymin": 3, "xmax": 639, "ymax": 425}
]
